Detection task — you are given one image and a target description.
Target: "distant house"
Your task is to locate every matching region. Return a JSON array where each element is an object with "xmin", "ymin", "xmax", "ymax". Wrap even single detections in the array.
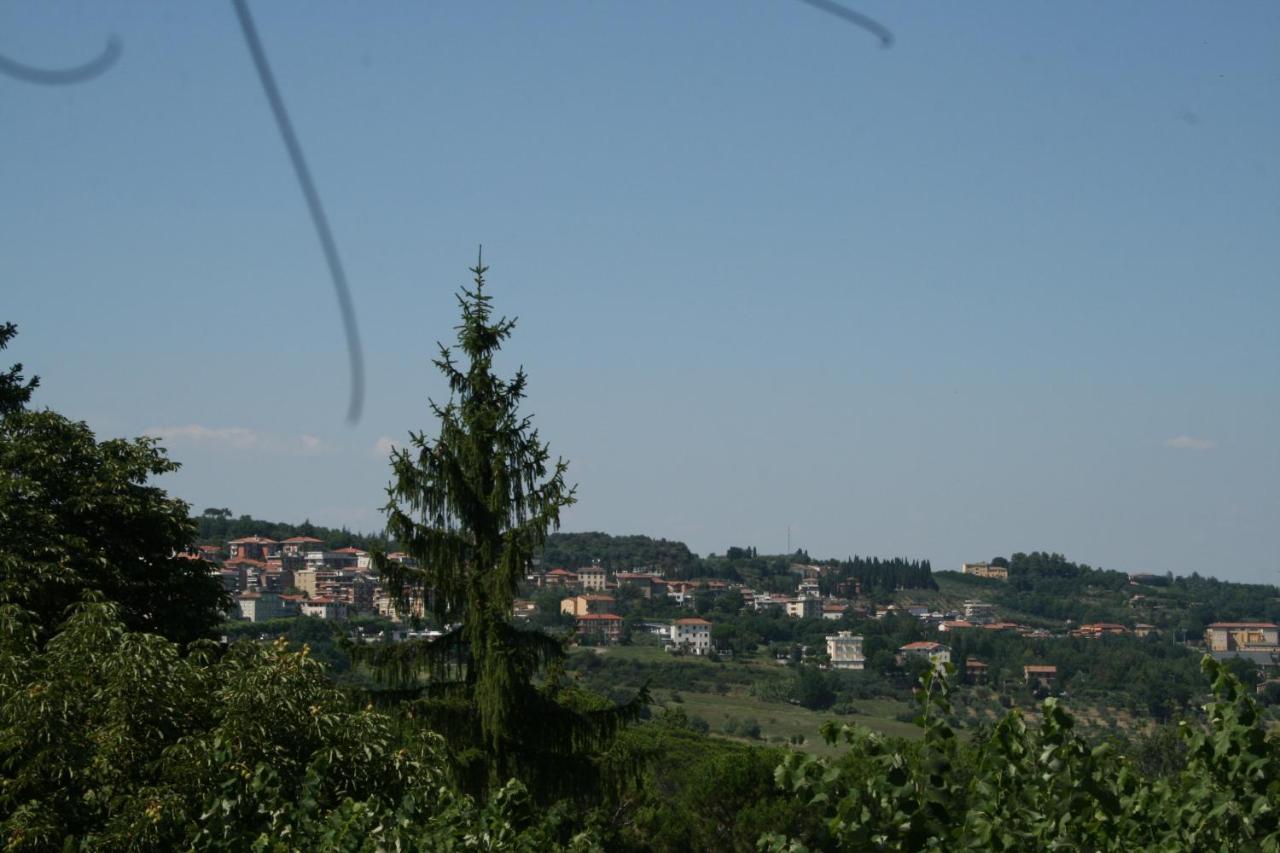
[
  {"xmin": 961, "ymin": 562, "xmax": 1008, "ymax": 581},
  {"xmin": 938, "ymin": 619, "xmax": 975, "ymax": 632},
  {"xmin": 575, "ymin": 613, "xmax": 623, "ymax": 645},
  {"xmin": 1205, "ymin": 622, "xmax": 1279, "ymax": 652},
  {"xmin": 578, "ymin": 566, "xmax": 608, "ymax": 592},
  {"xmin": 785, "ymin": 595, "xmax": 822, "ymax": 620},
  {"xmin": 560, "ymin": 594, "xmax": 616, "ymax": 617},
  {"xmin": 236, "ymin": 591, "xmax": 299, "ymax": 622},
  {"xmin": 1024, "ymin": 664, "xmax": 1057, "ymax": 687},
  {"xmin": 826, "ymin": 631, "xmax": 865, "ymax": 670},
  {"xmin": 822, "ymin": 602, "xmax": 849, "ymax": 621},
  {"xmin": 1134, "ymin": 623, "xmax": 1156, "ymax": 638},
  {"xmin": 964, "ymin": 658, "xmax": 990, "ymax": 684},
  {"xmin": 1073, "ymin": 623, "xmax": 1128, "ymax": 639},
  {"xmin": 280, "ymin": 536, "xmax": 325, "ymax": 558},
  {"xmin": 963, "ymin": 601, "xmax": 997, "ymax": 624},
  {"xmin": 300, "ymin": 598, "xmax": 348, "ymax": 621},
  {"xmin": 512, "ymin": 599, "xmax": 537, "ymax": 621},
  {"xmin": 898, "ymin": 641, "xmax": 951, "ymax": 672},
  {"xmin": 541, "ymin": 568, "xmax": 579, "ymax": 589},
  {"xmin": 228, "ymin": 536, "xmax": 278, "ymax": 562},
  {"xmin": 617, "ymin": 572, "xmax": 661, "ymax": 599},
  {"xmin": 672, "ymin": 617, "xmax": 713, "ymax": 655}
]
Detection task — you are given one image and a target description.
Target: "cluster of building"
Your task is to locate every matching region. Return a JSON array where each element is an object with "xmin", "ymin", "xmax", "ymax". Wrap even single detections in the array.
[{"xmin": 203, "ymin": 535, "xmax": 422, "ymax": 623}]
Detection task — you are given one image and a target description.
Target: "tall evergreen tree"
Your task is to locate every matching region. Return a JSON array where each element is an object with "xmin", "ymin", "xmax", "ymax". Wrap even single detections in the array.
[{"xmin": 366, "ymin": 255, "xmax": 644, "ymax": 797}]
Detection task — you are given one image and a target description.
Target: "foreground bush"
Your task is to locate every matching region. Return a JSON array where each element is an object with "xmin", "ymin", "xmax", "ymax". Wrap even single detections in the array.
[
  {"xmin": 762, "ymin": 658, "xmax": 1279, "ymax": 851},
  {"xmin": 0, "ymin": 598, "xmax": 593, "ymax": 851}
]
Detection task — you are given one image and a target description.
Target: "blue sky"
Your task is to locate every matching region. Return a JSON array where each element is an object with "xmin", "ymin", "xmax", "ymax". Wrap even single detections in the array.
[{"xmin": 4, "ymin": 2, "xmax": 1278, "ymax": 583}]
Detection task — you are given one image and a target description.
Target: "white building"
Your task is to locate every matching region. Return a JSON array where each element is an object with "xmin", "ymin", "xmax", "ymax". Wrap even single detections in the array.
[
  {"xmin": 300, "ymin": 598, "xmax": 349, "ymax": 621},
  {"xmin": 898, "ymin": 641, "xmax": 951, "ymax": 672},
  {"xmin": 577, "ymin": 566, "xmax": 608, "ymax": 592},
  {"xmin": 786, "ymin": 594, "xmax": 821, "ymax": 620},
  {"xmin": 963, "ymin": 601, "xmax": 996, "ymax": 624},
  {"xmin": 671, "ymin": 617, "xmax": 713, "ymax": 655},
  {"xmin": 826, "ymin": 631, "xmax": 865, "ymax": 670},
  {"xmin": 236, "ymin": 591, "xmax": 298, "ymax": 623}
]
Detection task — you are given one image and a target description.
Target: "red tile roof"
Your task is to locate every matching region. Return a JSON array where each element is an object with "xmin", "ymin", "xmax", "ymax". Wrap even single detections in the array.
[
  {"xmin": 282, "ymin": 536, "xmax": 324, "ymax": 543},
  {"xmin": 901, "ymin": 641, "xmax": 946, "ymax": 650},
  {"xmin": 576, "ymin": 613, "xmax": 623, "ymax": 621},
  {"xmin": 229, "ymin": 536, "xmax": 278, "ymax": 544},
  {"xmin": 675, "ymin": 617, "xmax": 711, "ymax": 625},
  {"xmin": 1208, "ymin": 622, "xmax": 1278, "ymax": 629}
]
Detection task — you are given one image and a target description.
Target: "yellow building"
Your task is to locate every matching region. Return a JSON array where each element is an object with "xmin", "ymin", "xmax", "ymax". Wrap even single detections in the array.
[
  {"xmin": 961, "ymin": 562, "xmax": 1008, "ymax": 581},
  {"xmin": 1205, "ymin": 622, "xmax": 1279, "ymax": 651}
]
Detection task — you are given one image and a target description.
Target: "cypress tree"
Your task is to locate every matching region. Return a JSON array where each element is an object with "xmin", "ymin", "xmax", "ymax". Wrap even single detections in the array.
[{"xmin": 365, "ymin": 254, "xmax": 644, "ymax": 798}]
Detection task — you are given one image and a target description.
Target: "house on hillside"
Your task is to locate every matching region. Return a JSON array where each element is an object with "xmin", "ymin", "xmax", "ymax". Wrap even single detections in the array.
[
  {"xmin": 671, "ymin": 617, "xmax": 712, "ymax": 655},
  {"xmin": 1024, "ymin": 664, "xmax": 1057, "ymax": 688},
  {"xmin": 280, "ymin": 536, "xmax": 325, "ymax": 558},
  {"xmin": 560, "ymin": 594, "xmax": 616, "ymax": 617},
  {"xmin": 539, "ymin": 568, "xmax": 579, "ymax": 589},
  {"xmin": 300, "ymin": 598, "xmax": 348, "ymax": 621},
  {"xmin": 236, "ymin": 591, "xmax": 300, "ymax": 622},
  {"xmin": 822, "ymin": 602, "xmax": 849, "ymax": 621},
  {"xmin": 578, "ymin": 565, "xmax": 608, "ymax": 592},
  {"xmin": 786, "ymin": 594, "xmax": 821, "ymax": 620},
  {"xmin": 898, "ymin": 641, "xmax": 951, "ymax": 672},
  {"xmin": 961, "ymin": 562, "xmax": 1008, "ymax": 581},
  {"xmin": 1072, "ymin": 623, "xmax": 1128, "ymax": 639},
  {"xmin": 963, "ymin": 601, "xmax": 997, "ymax": 624},
  {"xmin": 616, "ymin": 572, "xmax": 660, "ymax": 599},
  {"xmin": 1205, "ymin": 622, "xmax": 1280, "ymax": 666},
  {"xmin": 228, "ymin": 536, "xmax": 279, "ymax": 562},
  {"xmin": 964, "ymin": 658, "xmax": 990, "ymax": 684},
  {"xmin": 826, "ymin": 631, "xmax": 865, "ymax": 670},
  {"xmin": 576, "ymin": 613, "xmax": 623, "ymax": 645}
]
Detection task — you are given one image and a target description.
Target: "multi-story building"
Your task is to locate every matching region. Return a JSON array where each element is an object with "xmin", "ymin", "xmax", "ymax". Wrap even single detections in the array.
[
  {"xmin": 560, "ymin": 594, "xmax": 615, "ymax": 617},
  {"xmin": 575, "ymin": 613, "xmax": 623, "ymax": 645},
  {"xmin": 826, "ymin": 631, "xmax": 865, "ymax": 670},
  {"xmin": 236, "ymin": 591, "xmax": 301, "ymax": 622},
  {"xmin": 785, "ymin": 594, "xmax": 822, "ymax": 620},
  {"xmin": 1024, "ymin": 664, "xmax": 1057, "ymax": 688},
  {"xmin": 300, "ymin": 597, "xmax": 348, "ymax": 621},
  {"xmin": 1205, "ymin": 622, "xmax": 1279, "ymax": 652},
  {"xmin": 898, "ymin": 641, "xmax": 951, "ymax": 672},
  {"xmin": 963, "ymin": 600, "xmax": 997, "ymax": 624},
  {"xmin": 961, "ymin": 562, "xmax": 1008, "ymax": 581},
  {"xmin": 280, "ymin": 536, "xmax": 325, "ymax": 558},
  {"xmin": 616, "ymin": 572, "xmax": 661, "ymax": 599},
  {"xmin": 822, "ymin": 602, "xmax": 849, "ymax": 621},
  {"xmin": 577, "ymin": 566, "xmax": 608, "ymax": 592},
  {"xmin": 228, "ymin": 536, "xmax": 279, "ymax": 562},
  {"xmin": 671, "ymin": 617, "xmax": 713, "ymax": 655}
]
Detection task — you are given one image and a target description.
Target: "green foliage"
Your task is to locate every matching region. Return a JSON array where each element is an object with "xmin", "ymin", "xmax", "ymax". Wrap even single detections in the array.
[
  {"xmin": 0, "ymin": 409, "xmax": 229, "ymax": 644},
  {"xmin": 600, "ymin": 723, "xmax": 827, "ymax": 852},
  {"xmin": 762, "ymin": 658, "xmax": 1280, "ymax": 851},
  {"xmin": 541, "ymin": 532, "xmax": 698, "ymax": 575},
  {"xmin": 0, "ymin": 598, "xmax": 589, "ymax": 851},
  {"xmin": 0, "ymin": 322, "xmax": 39, "ymax": 416}
]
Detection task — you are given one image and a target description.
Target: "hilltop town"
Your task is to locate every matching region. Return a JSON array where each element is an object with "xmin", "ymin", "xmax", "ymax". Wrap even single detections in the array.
[{"xmin": 203, "ymin": 525, "xmax": 1280, "ymax": 731}]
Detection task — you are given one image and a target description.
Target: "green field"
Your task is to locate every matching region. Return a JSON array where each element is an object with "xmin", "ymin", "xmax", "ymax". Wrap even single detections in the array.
[
  {"xmin": 577, "ymin": 645, "xmax": 920, "ymax": 756},
  {"xmin": 657, "ymin": 689, "xmax": 919, "ymax": 757}
]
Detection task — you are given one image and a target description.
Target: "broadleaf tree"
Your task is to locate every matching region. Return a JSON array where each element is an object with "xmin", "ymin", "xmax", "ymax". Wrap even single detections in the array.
[{"xmin": 367, "ymin": 255, "xmax": 645, "ymax": 798}]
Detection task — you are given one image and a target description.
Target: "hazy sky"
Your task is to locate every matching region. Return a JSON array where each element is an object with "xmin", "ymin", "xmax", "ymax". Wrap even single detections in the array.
[{"xmin": 5, "ymin": 2, "xmax": 1278, "ymax": 584}]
